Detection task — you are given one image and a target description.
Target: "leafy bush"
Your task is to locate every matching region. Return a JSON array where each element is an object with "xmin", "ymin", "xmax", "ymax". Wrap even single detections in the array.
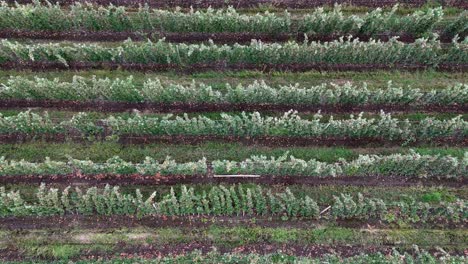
[
  {"xmin": 213, "ymin": 151, "xmax": 467, "ymax": 179},
  {"xmin": 0, "ymin": 184, "xmax": 322, "ymax": 219},
  {"xmin": 0, "ymin": 111, "xmax": 61, "ymax": 134},
  {"xmin": 0, "ymin": 155, "xmax": 207, "ymax": 176},
  {"xmin": 299, "ymin": 5, "xmax": 444, "ymax": 36},
  {"xmin": 1, "ymin": 76, "xmax": 466, "ymax": 107},
  {"xmin": 0, "ymin": 184, "xmax": 465, "ymax": 224},
  {"xmin": 0, "ymin": 151, "xmax": 466, "ymax": 179},
  {"xmin": 442, "ymin": 11, "xmax": 467, "ymax": 38},
  {"xmin": 105, "ymin": 110, "xmax": 467, "ymax": 141},
  {"xmin": 0, "ymin": 110, "xmax": 465, "ymax": 142},
  {"xmin": 0, "ymin": 2, "xmax": 459, "ymax": 37},
  {"xmin": 0, "ymin": 37, "xmax": 465, "ymax": 67}
]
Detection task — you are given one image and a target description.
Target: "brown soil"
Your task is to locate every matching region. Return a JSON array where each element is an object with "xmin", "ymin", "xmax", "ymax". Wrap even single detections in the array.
[
  {"xmin": 0, "ymin": 99, "xmax": 465, "ymax": 114},
  {"xmin": 0, "ymin": 215, "xmax": 464, "ymax": 231},
  {"xmin": 1, "ymin": 242, "xmax": 466, "ymax": 262},
  {"xmin": 0, "ymin": 173, "xmax": 465, "ymax": 187},
  {"xmin": 0, "ymin": 133, "xmax": 465, "ymax": 147},
  {"xmin": 0, "ymin": 61, "xmax": 465, "ymax": 73},
  {"xmin": 0, "ymin": 243, "xmax": 419, "ymax": 262},
  {"xmin": 0, "ymin": 30, "xmax": 459, "ymax": 43},
  {"xmin": 110, "ymin": 243, "xmax": 393, "ymax": 259},
  {"xmin": 116, "ymin": 135, "xmax": 467, "ymax": 147}
]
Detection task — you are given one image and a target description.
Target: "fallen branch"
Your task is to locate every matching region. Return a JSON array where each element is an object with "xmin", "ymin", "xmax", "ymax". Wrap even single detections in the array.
[
  {"xmin": 213, "ymin": 174, "xmax": 261, "ymax": 178},
  {"xmin": 320, "ymin": 206, "xmax": 332, "ymax": 215}
]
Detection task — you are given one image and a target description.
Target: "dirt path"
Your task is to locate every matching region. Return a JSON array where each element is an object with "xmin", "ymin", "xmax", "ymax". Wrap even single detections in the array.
[
  {"xmin": 1, "ymin": 99, "xmax": 465, "ymax": 114},
  {"xmin": 0, "ymin": 173, "xmax": 465, "ymax": 187}
]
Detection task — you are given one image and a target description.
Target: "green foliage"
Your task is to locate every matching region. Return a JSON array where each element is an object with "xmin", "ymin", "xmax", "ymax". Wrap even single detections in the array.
[
  {"xmin": 0, "ymin": 37, "xmax": 465, "ymax": 66},
  {"xmin": 0, "ymin": 155, "xmax": 207, "ymax": 176},
  {"xmin": 331, "ymin": 193, "xmax": 387, "ymax": 219},
  {"xmin": 0, "ymin": 110, "xmax": 465, "ymax": 142},
  {"xmin": 442, "ymin": 11, "xmax": 468, "ymax": 38},
  {"xmin": 0, "ymin": 184, "xmax": 465, "ymax": 223},
  {"xmin": 331, "ymin": 193, "xmax": 467, "ymax": 223},
  {"xmin": 214, "ymin": 150, "xmax": 468, "ymax": 179},
  {"xmin": 421, "ymin": 191, "xmax": 443, "ymax": 202},
  {"xmin": 1, "ymin": 76, "xmax": 466, "ymax": 107},
  {"xmin": 3, "ymin": 248, "xmax": 468, "ymax": 263},
  {"xmin": 0, "ymin": 111, "xmax": 61, "ymax": 134},
  {"xmin": 0, "ymin": 2, "xmax": 460, "ymax": 37},
  {"xmin": 0, "ymin": 184, "xmax": 316, "ymax": 219},
  {"xmin": 358, "ymin": 5, "xmax": 444, "ymax": 36},
  {"xmin": 299, "ymin": 4, "xmax": 445, "ymax": 36},
  {"xmin": 105, "ymin": 110, "xmax": 466, "ymax": 140},
  {"xmin": 0, "ymin": 151, "xmax": 466, "ymax": 179}
]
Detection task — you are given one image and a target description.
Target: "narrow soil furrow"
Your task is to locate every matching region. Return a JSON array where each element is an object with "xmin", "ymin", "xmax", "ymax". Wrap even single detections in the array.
[
  {"xmin": 0, "ymin": 99, "xmax": 465, "ymax": 114},
  {"xmin": 0, "ymin": 61, "xmax": 465, "ymax": 73},
  {"xmin": 0, "ymin": 215, "xmax": 464, "ymax": 230},
  {"xmin": 0, "ymin": 134, "xmax": 465, "ymax": 147},
  {"xmin": 0, "ymin": 173, "xmax": 465, "ymax": 187},
  {"xmin": 0, "ymin": 29, "xmax": 460, "ymax": 43},
  {"xmin": 80, "ymin": 243, "xmax": 466, "ymax": 260},
  {"xmin": 116, "ymin": 135, "xmax": 468, "ymax": 147},
  {"xmin": 0, "ymin": 244, "xmax": 424, "ymax": 262}
]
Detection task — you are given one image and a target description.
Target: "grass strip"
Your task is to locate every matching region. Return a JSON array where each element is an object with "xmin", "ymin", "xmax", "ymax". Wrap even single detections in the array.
[
  {"xmin": 0, "ymin": 142, "xmax": 464, "ymax": 162},
  {"xmin": 0, "ymin": 226, "xmax": 466, "ymax": 259}
]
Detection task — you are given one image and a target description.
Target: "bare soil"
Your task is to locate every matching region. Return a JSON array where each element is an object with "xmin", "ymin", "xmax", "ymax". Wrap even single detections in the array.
[
  {"xmin": 0, "ymin": 99, "xmax": 465, "ymax": 114},
  {"xmin": 116, "ymin": 135, "xmax": 467, "ymax": 147},
  {"xmin": 0, "ymin": 61, "xmax": 465, "ymax": 73},
  {"xmin": 0, "ymin": 173, "xmax": 465, "ymax": 187},
  {"xmin": 0, "ymin": 133, "xmax": 465, "ymax": 147},
  {"xmin": 0, "ymin": 30, "xmax": 459, "ymax": 43},
  {"xmin": 1, "ymin": 242, "xmax": 465, "ymax": 262},
  {"xmin": 0, "ymin": 214, "xmax": 464, "ymax": 230}
]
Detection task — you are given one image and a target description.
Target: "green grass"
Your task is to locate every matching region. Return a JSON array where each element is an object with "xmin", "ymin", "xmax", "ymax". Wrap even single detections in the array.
[
  {"xmin": 0, "ymin": 70, "xmax": 464, "ymax": 91},
  {"xmin": 29, "ymin": 244, "xmax": 83, "ymax": 260},
  {"xmin": 0, "ymin": 142, "xmax": 465, "ymax": 163},
  {"xmin": 2, "ymin": 226, "xmax": 466, "ymax": 259}
]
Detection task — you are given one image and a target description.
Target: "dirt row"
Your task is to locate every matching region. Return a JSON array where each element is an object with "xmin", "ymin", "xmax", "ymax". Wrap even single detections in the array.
[
  {"xmin": 0, "ymin": 133, "xmax": 466, "ymax": 147},
  {"xmin": 2, "ymin": 243, "xmax": 450, "ymax": 262},
  {"xmin": 1, "ymin": 99, "xmax": 465, "ymax": 114},
  {"xmin": 85, "ymin": 244, "xmax": 467, "ymax": 261},
  {"xmin": 0, "ymin": 214, "xmax": 464, "ymax": 231},
  {"xmin": 85, "ymin": 244, "xmax": 393, "ymax": 260},
  {"xmin": 0, "ymin": 30, "xmax": 460, "ymax": 44},
  {"xmin": 0, "ymin": 216, "xmax": 465, "ymax": 261},
  {"xmin": 0, "ymin": 215, "xmax": 380, "ymax": 230},
  {"xmin": 6, "ymin": 0, "xmax": 468, "ymax": 9},
  {"xmin": 117, "ymin": 135, "xmax": 468, "ymax": 147},
  {"xmin": 0, "ymin": 173, "xmax": 465, "ymax": 187},
  {"xmin": 0, "ymin": 61, "xmax": 466, "ymax": 73}
]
